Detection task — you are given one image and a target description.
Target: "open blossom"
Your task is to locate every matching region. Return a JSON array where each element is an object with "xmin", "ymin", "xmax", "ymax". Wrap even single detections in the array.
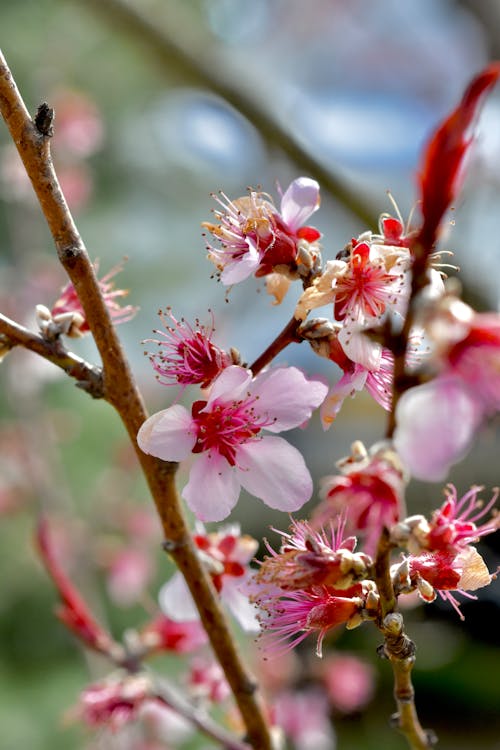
[
  {"xmin": 202, "ymin": 177, "xmax": 321, "ymax": 285},
  {"xmin": 145, "ymin": 308, "xmax": 232, "ymax": 389},
  {"xmin": 273, "ymin": 689, "xmax": 335, "ymax": 750},
  {"xmin": 394, "ymin": 299, "xmax": 500, "ymax": 481},
  {"xmin": 393, "ymin": 485, "xmax": 499, "ymax": 618},
  {"xmin": 256, "ymin": 517, "xmax": 371, "ymax": 592},
  {"xmin": 140, "ymin": 614, "xmax": 207, "ymax": 653},
  {"xmin": 47, "ymin": 261, "xmax": 137, "ymax": 337},
  {"xmin": 159, "ymin": 524, "xmax": 259, "ymax": 631},
  {"xmin": 138, "ymin": 364, "xmax": 327, "ymax": 521},
  {"xmin": 394, "ymin": 484, "xmax": 500, "ymax": 555},
  {"xmin": 255, "ymin": 581, "xmax": 376, "ymax": 658},
  {"xmin": 316, "ymin": 441, "xmax": 407, "ymax": 556},
  {"xmin": 76, "ymin": 674, "xmax": 154, "ymax": 731}
]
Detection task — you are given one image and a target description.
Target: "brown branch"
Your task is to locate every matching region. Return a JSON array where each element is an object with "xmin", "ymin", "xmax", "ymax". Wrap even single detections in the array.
[
  {"xmin": 82, "ymin": 0, "xmax": 378, "ymax": 230},
  {"xmin": 374, "ymin": 532, "xmax": 435, "ymax": 750},
  {"xmin": 250, "ymin": 315, "xmax": 302, "ymax": 375},
  {"xmin": 0, "ymin": 313, "xmax": 104, "ymax": 397},
  {"xmin": 0, "ymin": 51, "xmax": 273, "ymax": 750}
]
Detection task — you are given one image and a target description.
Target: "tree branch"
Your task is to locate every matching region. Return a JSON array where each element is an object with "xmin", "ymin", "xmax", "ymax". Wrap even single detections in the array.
[
  {"xmin": 0, "ymin": 50, "xmax": 273, "ymax": 750},
  {"xmin": 0, "ymin": 313, "xmax": 104, "ymax": 397}
]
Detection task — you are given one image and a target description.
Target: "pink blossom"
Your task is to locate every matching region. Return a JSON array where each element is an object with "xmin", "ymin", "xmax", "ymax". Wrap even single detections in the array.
[
  {"xmin": 395, "ymin": 301, "xmax": 500, "ymax": 481},
  {"xmin": 159, "ymin": 524, "xmax": 259, "ymax": 631},
  {"xmin": 394, "ymin": 375, "xmax": 483, "ymax": 481},
  {"xmin": 255, "ymin": 582, "xmax": 369, "ymax": 657},
  {"xmin": 202, "ymin": 177, "xmax": 321, "ymax": 284},
  {"xmin": 332, "ymin": 240, "xmax": 408, "ymax": 327},
  {"xmin": 145, "ymin": 308, "xmax": 232, "ymax": 389},
  {"xmin": 407, "ymin": 545, "xmax": 493, "ymax": 620},
  {"xmin": 255, "ymin": 517, "xmax": 371, "ymax": 592},
  {"xmin": 138, "ymin": 365, "xmax": 327, "ymax": 521},
  {"xmin": 76, "ymin": 675, "xmax": 154, "ymax": 731},
  {"xmin": 319, "ymin": 339, "xmax": 394, "ymax": 427},
  {"xmin": 424, "ymin": 484, "xmax": 500, "ymax": 552},
  {"xmin": 188, "ymin": 657, "xmax": 230, "ymax": 703},
  {"xmin": 140, "ymin": 614, "xmax": 207, "ymax": 653},
  {"xmin": 273, "ymin": 689, "xmax": 335, "ymax": 750},
  {"xmin": 106, "ymin": 547, "xmax": 155, "ymax": 608},
  {"xmin": 321, "ymin": 653, "xmax": 375, "ymax": 713},
  {"xmin": 50, "ymin": 260, "xmax": 138, "ymax": 336},
  {"xmin": 316, "ymin": 442, "xmax": 406, "ymax": 556}
]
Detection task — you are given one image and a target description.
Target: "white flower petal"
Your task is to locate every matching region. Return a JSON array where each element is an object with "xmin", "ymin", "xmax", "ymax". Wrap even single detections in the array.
[
  {"xmin": 394, "ymin": 377, "xmax": 483, "ymax": 481},
  {"xmin": 280, "ymin": 177, "xmax": 320, "ymax": 231},
  {"xmin": 220, "ymin": 239, "xmax": 259, "ymax": 285},
  {"xmin": 320, "ymin": 369, "xmax": 367, "ymax": 429},
  {"xmin": 236, "ymin": 436, "xmax": 312, "ymax": 512},
  {"xmin": 159, "ymin": 572, "xmax": 198, "ymax": 621},
  {"xmin": 183, "ymin": 452, "xmax": 241, "ymax": 521},
  {"xmin": 221, "ymin": 576, "xmax": 260, "ymax": 632},
  {"xmin": 249, "ymin": 366, "xmax": 328, "ymax": 432},
  {"xmin": 137, "ymin": 406, "xmax": 196, "ymax": 461},
  {"xmin": 339, "ymin": 325, "xmax": 382, "ymax": 370}
]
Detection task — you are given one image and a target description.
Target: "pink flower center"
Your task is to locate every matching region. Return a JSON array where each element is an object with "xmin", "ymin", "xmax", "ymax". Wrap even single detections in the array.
[
  {"xmin": 334, "ymin": 243, "xmax": 397, "ymax": 321},
  {"xmin": 191, "ymin": 398, "xmax": 271, "ymax": 465}
]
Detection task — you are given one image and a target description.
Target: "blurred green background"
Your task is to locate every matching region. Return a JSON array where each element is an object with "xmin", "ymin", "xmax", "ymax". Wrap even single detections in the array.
[{"xmin": 1, "ymin": 1, "xmax": 500, "ymax": 748}]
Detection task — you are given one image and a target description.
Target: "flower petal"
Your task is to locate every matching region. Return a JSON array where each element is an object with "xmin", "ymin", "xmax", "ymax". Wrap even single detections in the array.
[
  {"xmin": 137, "ymin": 406, "xmax": 196, "ymax": 461},
  {"xmin": 320, "ymin": 369, "xmax": 367, "ymax": 429},
  {"xmin": 339, "ymin": 325, "xmax": 382, "ymax": 370},
  {"xmin": 221, "ymin": 576, "xmax": 260, "ymax": 632},
  {"xmin": 206, "ymin": 365, "xmax": 252, "ymax": 405},
  {"xmin": 183, "ymin": 452, "xmax": 241, "ymax": 521},
  {"xmin": 220, "ymin": 239, "xmax": 260, "ymax": 285},
  {"xmin": 159, "ymin": 572, "xmax": 199, "ymax": 621},
  {"xmin": 394, "ymin": 376, "xmax": 483, "ymax": 481},
  {"xmin": 280, "ymin": 177, "xmax": 320, "ymax": 232},
  {"xmin": 249, "ymin": 366, "xmax": 328, "ymax": 432},
  {"xmin": 236, "ymin": 436, "xmax": 312, "ymax": 512}
]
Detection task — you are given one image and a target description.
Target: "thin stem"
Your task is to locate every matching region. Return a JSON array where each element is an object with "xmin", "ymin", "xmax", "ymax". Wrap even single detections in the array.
[
  {"xmin": 82, "ymin": 0, "xmax": 378, "ymax": 230},
  {"xmin": 150, "ymin": 674, "xmax": 251, "ymax": 750},
  {"xmin": 0, "ymin": 50, "xmax": 273, "ymax": 750},
  {"xmin": 250, "ymin": 315, "xmax": 302, "ymax": 375},
  {"xmin": 374, "ymin": 531, "xmax": 435, "ymax": 750},
  {"xmin": 0, "ymin": 313, "xmax": 104, "ymax": 397}
]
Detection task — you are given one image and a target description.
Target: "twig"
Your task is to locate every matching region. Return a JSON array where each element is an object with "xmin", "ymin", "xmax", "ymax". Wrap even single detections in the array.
[
  {"xmin": 150, "ymin": 674, "xmax": 251, "ymax": 750},
  {"xmin": 0, "ymin": 50, "xmax": 273, "ymax": 750},
  {"xmin": 374, "ymin": 531, "xmax": 435, "ymax": 750},
  {"xmin": 0, "ymin": 313, "xmax": 104, "ymax": 397},
  {"xmin": 82, "ymin": 0, "xmax": 378, "ymax": 230},
  {"xmin": 250, "ymin": 315, "xmax": 302, "ymax": 375}
]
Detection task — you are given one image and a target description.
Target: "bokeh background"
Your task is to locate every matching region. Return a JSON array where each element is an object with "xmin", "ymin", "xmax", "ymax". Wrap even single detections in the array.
[{"xmin": 1, "ymin": 1, "xmax": 500, "ymax": 748}]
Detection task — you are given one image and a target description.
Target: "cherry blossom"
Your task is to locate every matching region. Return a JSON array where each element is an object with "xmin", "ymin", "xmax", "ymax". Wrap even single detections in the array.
[
  {"xmin": 202, "ymin": 177, "xmax": 321, "ymax": 284},
  {"xmin": 145, "ymin": 308, "xmax": 232, "ymax": 389},
  {"xmin": 76, "ymin": 674, "xmax": 155, "ymax": 731},
  {"xmin": 159, "ymin": 524, "xmax": 259, "ymax": 631},
  {"xmin": 255, "ymin": 580, "xmax": 375, "ymax": 658},
  {"xmin": 273, "ymin": 689, "xmax": 335, "ymax": 750},
  {"xmin": 394, "ymin": 300, "xmax": 500, "ymax": 481},
  {"xmin": 137, "ymin": 364, "xmax": 328, "ymax": 521},
  {"xmin": 316, "ymin": 441, "xmax": 407, "ymax": 556},
  {"xmin": 47, "ymin": 260, "xmax": 137, "ymax": 337},
  {"xmin": 256, "ymin": 517, "xmax": 371, "ymax": 592}
]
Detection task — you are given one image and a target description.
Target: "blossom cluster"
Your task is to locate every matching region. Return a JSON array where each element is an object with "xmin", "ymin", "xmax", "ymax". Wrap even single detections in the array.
[{"xmin": 26, "ymin": 63, "xmax": 500, "ymax": 749}]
